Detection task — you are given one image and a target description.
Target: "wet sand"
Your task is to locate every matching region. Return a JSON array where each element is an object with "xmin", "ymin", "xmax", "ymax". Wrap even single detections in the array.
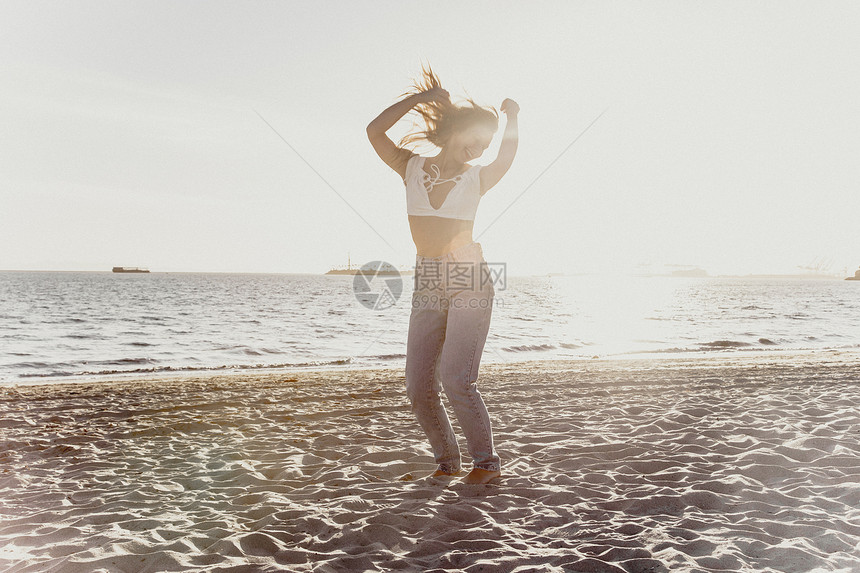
[{"xmin": 1, "ymin": 352, "xmax": 859, "ymax": 572}]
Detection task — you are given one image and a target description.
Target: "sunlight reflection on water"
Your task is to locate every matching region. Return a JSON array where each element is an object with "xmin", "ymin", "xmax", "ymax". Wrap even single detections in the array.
[{"xmin": 1, "ymin": 271, "xmax": 858, "ymax": 383}]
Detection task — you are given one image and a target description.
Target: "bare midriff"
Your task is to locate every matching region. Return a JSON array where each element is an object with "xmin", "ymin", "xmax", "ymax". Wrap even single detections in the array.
[{"xmin": 408, "ymin": 215, "xmax": 475, "ymax": 257}]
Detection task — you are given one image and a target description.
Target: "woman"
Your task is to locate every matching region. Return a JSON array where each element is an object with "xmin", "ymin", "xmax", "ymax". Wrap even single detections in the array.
[{"xmin": 366, "ymin": 64, "xmax": 519, "ymax": 484}]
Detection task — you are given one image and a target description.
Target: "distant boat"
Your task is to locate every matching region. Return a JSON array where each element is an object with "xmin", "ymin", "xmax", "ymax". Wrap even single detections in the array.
[
  {"xmin": 112, "ymin": 267, "xmax": 150, "ymax": 273},
  {"xmin": 846, "ymin": 266, "xmax": 860, "ymax": 281}
]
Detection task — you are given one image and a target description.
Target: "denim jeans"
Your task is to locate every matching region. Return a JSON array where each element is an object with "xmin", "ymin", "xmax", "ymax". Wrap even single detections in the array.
[{"xmin": 405, "ymin": 241, "xmax": 500, "ymax": 473}]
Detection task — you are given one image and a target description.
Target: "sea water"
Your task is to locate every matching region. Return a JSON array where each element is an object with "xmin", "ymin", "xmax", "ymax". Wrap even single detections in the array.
[{"xmin": 1, "ymin": 271, "xmax": 859, "ymax": 384}]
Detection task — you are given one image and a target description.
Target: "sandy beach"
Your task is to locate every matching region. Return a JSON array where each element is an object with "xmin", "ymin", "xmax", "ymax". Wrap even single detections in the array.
[{"xmin": 1, "ymin": 352, "xmax": 859, "ymax": 572}]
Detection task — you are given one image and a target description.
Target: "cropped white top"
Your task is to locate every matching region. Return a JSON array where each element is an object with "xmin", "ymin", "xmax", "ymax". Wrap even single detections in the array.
[{"xmin": 404, "ymin": 154, "xmax": 483, "ymax": 221}]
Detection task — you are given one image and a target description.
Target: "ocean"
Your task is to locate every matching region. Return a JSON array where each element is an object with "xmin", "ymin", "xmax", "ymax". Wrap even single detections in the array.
[{"xmin": 1, "ymin": 271, "xmax": 858, "ymax": 385}]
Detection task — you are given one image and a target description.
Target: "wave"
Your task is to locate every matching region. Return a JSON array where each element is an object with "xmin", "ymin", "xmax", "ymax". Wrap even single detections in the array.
[
  {"xmin": 6, "ymin": 361, "xmax": 79, "ymax": 370},
  {"xmin": 503, "ymin": 344, "xmax": 556, "ymax": 352},
  {"xmin": 16, "ymin": 358, "xmax": 360, "ymax": 379},
  {"xmin": 88, "ymin": 357, "xmax": 158, "ymax": 366},
  {"xmin": 373, "ymin": 353, "xmax": 407, "ymax": 361},
  {"xmin": 698, "ymin": 340, "xmax": 753, "ymax": 348},
  {"xmin": 63, "ymin": 333, "xmax": 106, "ymax": 340}
]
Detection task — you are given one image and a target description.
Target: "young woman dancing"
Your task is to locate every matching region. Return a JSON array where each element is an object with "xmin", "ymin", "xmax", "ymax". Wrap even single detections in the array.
[{"xmin": 366, "ymin": 64, "xmax": 519, "ymax": 484}]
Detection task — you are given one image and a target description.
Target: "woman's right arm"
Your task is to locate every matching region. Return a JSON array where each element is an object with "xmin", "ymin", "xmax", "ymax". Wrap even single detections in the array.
[{"xmin": 367, "ymin": 88, "xmax": 447, "ymax": 179}]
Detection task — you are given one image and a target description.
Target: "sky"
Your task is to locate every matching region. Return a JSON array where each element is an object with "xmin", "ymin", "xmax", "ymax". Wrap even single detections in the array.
[{"xmin": 1, "ymin": 0, "xmax": 859, "ymax": 277}]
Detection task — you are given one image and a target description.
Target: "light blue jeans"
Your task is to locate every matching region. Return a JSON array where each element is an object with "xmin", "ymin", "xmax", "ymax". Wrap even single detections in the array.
[{"xmin": 405, "ymin": 241, "xmax": 500, "ymax": 473}]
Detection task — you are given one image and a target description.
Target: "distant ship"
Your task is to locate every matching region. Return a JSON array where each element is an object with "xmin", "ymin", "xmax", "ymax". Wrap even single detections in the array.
[
  {"xmin": 112, "ymin": 267, "xmax": 150, "ymax": 273},
  {"xmin": 846, "ymin": 266, "xmax": 860, "ymax": 281},
  {"xmin": 325, "ymin": 254, "xmax": 412, "ymax": 276}
]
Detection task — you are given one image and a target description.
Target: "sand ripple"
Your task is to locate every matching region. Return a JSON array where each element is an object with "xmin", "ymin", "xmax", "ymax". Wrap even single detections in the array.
[{"xmin": 1, "ymin": 354, "xmax": 859, "ymax": 572}]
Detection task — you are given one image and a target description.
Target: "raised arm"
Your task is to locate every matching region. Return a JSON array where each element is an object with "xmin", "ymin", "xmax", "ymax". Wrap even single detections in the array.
[
  {"xmin": 366, "ymin": 88, "xmax": 449, "ymax": 180},
  {"xmin": 479, "ymin": 99, "xmax": 519, "ymax": 195}
]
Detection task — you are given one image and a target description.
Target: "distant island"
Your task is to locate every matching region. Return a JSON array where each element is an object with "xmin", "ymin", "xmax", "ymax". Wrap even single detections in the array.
[
  {"xmin": 112, "ymin": 267, "xmax": 150, "ymax": 273},
  {"xmin": 325, "ymin": 264, "xmax": 411, "ymax": 276},
  {"xmin": 325, "ymin": 254, "xmax": 412, "ymax": 276},
  {"xmin": 723, "ymin": 273, "xmax": 842, "ymax": 280}
]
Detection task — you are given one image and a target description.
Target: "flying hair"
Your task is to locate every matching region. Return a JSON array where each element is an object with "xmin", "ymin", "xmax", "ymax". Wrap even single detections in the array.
[{"xmin": 397, "ymin": 62, "xmax": 499, "ymax": 151}]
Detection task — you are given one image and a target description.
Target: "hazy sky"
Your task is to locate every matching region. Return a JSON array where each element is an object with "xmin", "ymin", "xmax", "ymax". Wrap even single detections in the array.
[{"xmin": 2, "ymin": 1, "xmax": 859, "ymax": 276}]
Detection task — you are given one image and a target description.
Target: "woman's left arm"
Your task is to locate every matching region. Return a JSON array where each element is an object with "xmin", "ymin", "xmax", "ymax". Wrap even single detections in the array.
[{"xmin": 479, "ymin": 99, "xmax": 519, "ymax": 195}]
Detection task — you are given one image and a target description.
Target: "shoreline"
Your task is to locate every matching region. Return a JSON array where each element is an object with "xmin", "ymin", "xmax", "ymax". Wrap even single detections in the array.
[
  {"xmin": 2, "ymin": 353, "xmax": 859, "ymax": 572},
  {"xmin": 5, "ymin": 346, "xmax": 859, "ymax": 390}
]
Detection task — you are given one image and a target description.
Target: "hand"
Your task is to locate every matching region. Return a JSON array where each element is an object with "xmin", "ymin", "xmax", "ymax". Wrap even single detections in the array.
[
  {"xmin": 419, "ymin": 86, "xmax": 450, "ymax": 104},
  {"xmin": 500, "ymin": 98, "xmax": 519, "ymax": 116}
]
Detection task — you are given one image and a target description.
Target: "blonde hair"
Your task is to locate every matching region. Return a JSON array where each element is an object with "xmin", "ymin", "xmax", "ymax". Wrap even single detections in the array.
[{"xmin": 397, "ymin": 62, "xmax": 499, "ymax": 150}]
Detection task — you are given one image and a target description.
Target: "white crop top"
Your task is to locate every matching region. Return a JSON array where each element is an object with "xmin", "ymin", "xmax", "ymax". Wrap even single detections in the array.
[{"xmin": 404, "ymin": 154, "xmax": 483, "ymax": 221}]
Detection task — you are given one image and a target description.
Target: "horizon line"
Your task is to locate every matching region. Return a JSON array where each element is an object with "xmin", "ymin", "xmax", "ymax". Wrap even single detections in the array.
[{"xmin": 0, "ymin": 268, "xmax": 855, "ymax": 279}]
